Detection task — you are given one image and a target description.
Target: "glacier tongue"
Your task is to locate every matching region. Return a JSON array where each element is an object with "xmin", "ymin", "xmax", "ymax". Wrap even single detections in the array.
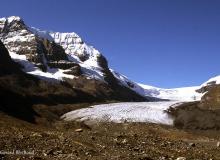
[{"xmin": 61, "ymin": 101, "xmax": 181, "ymax": 125}]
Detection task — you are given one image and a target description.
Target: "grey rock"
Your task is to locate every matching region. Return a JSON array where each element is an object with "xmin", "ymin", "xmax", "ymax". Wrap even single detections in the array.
[
  {"xmin": 176, "ymin": 157, "xmax": 186, "ymax": 160},
  {"xmin": 217, "ymin": 141, "xmax": 220, "ymax": 147},
  {"xmin": 75, "ymin": 128, "xmax": 83, "ymax": 132}
]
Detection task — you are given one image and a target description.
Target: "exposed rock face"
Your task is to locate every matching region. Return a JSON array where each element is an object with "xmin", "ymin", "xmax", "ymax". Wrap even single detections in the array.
[
  {"xmin": 199, "ymin": 85, "xmax": 220, "ymax": 109},
  {"xmin": 167, "ymin": 101, "xmax": 220, "ymax": 130},
  {"xmin": 167, "ymin": 84, "xmax": 220, "ymax": 130},
  {"xmin": 47, "ymin": 61, "xmax": 79, "ymax": 70},
  {"xmin": 0, "ymin": 40, "xmax": 21, "ymax": 75},
  {"xmin": 197, "ymin": 76, "xmax": 220, "ymax": 94},
  {"xmin": 0, "ymin": 16, "xmax": 147, "ymax": 102},
  {"xmin": 0, "ymin": 40, "xmax": 13, "ymax": 64},
  {"xmin": 0, "ymin": 16, "xmax": 72, "ymax": 72},
  {"xmin": 0, "ymin": 16, "xmax": 26, "ymax": 33},
  {"xmin": 0, "ymin": 40, "xmax": 99, "ymax": 122},
  {"xmin": 196, "ymin": 83, "xmax": 218, "ymax": 94},
  {"xmin": 63, "ymin": 66, "xmax": 81, "ymax": 76}
]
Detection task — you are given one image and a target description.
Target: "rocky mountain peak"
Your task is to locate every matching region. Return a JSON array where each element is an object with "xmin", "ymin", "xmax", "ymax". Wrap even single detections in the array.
[
  {"xmin": 0, "ymin": 16, "xmax": 114, "ymax": 82},
  {"xmin": 0, "ymin": 16, "xmax": 26, "ymax": 33},
  {"xmin": 0, "ymin": 16, "xmax": 77, "ymax": 73}
]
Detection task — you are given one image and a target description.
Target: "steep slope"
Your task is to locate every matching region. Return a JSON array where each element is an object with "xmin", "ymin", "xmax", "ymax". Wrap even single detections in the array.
[
  {"xmin": 0, "ymin": 40, "xmax": 105, "ymax": 122},
  {"xmin": 0, "ymin": 40, "xmax": 21, "ymax": 75},
  {"xmin": 112, "ymin": 70, "xmax": 203, "ymax": 101},
  {"xmin": 196, "ymin": 75, "xmax": 220, "ymax": 93},
  {"xmin": 30, "ymin": 27, "xmax": 108, "ymax": 81},
  {"xmin": 199, "ymin": 84, "xmax": 220, "ymax": 109},
  {"xmin": 0, "ymin": 40, "xmax": 38, "ymax": 122},
  {"xmin": 0, "ymin": 16, "xmax": 147, "ymax": 102}
]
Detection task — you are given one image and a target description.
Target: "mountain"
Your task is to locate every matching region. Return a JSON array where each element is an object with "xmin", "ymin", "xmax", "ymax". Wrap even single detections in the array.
[
  {"xmin": 0, "ymin": 16, "xmax": 147, "ymax": 102},
  {"xmin": 0, "ymin": 16, "xmax": 219, "ymax": 104},
  {"xmin": 112, "ymin": 70, "xmax": 203, "ymax": 101},
  {"xmin": 113, "ymin": 70, "xmax": 220, "ymax": 102},
  {"xmin": 0, "ymin": 39, "xmax": 106, "ymax": 122}
]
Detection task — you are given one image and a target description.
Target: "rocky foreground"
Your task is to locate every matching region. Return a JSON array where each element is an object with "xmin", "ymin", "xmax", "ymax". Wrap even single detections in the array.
[{"xmin": 0, "ymin": 111, "xmax": 220, "ymax": 160}]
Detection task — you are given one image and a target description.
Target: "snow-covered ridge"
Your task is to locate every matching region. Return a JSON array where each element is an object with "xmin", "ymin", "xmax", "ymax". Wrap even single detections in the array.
[
  {"xmin": 0, "ymin": 16, "xmax": 21, "ymax": 24},
  {"xmin": 7, "ymin": 16, "xmax": 21, "ymax": 23},
  {"xmin": 201, "ymin": 75, "xmax": 220, "ymax": 87},
  {"xmin": 139, "ymin": 83, "xmax": 202, "ymax": 101},
  {"xmin": 111, "ymin": 70, "xmax": 203, "ymax": 101}
]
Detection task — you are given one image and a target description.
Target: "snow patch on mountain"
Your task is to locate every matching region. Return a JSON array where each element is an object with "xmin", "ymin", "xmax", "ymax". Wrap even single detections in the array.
[
  {"xmin": 29, "ymin": 27, "xmax": 53, "ymax": 41},
  {"xmin": 10, "ymin": 52, "xmax": 74, "ymax": 81},
  {"xmin": 111, "ymin": 69, "xmax": 146, "ymax": 96}
]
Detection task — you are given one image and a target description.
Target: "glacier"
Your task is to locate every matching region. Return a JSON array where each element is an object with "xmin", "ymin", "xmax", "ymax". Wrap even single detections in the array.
[{"xmin": 61, "ymin": 101, "xmax": 182, "ymax": 125}]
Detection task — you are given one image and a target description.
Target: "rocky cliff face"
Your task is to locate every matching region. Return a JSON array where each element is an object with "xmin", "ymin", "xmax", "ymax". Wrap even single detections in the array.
[
  {"xmin": 199, "ymin": 85, "xmax": 220, "ymax": 110},
  {"xmin": 195, "ymin": 76, "xmax": 220, "ymax": 109},
  {"xmin": 0, "ymin": 40, "xmax": 21, "ymax": 75},
  {"xmin": 0, "ymin": 40, "xmax": 99, "ymax": 122},
  {"xmin": 0, "ymin": 16, "xmax": 147, "ymax": 102},
  {"xmin": 0, "ymin": 16, "xmax": 77, "ymax": 72}
]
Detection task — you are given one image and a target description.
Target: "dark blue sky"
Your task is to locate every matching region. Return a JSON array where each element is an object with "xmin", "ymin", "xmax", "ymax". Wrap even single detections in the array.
[{"xmin": 1, "ymin": 0, "xmax": 220, "ymax": 88}]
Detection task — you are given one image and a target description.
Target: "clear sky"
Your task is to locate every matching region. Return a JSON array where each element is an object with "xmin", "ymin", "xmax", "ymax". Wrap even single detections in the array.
[{"xmin": 1, "ymin": 0, "xmax": 220, "ymax": 88}]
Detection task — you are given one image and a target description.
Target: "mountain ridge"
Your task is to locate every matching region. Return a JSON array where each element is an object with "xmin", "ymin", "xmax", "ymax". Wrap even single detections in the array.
[{"xmin": 1, "ymin": 16, "xmax": 220, "ymax": 102}]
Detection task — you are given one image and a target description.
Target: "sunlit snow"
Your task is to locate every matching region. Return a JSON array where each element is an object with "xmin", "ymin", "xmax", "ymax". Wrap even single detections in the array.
[
  {"xmin": 201, "ymin": 75, "xmax": 220, "ymax": 87},
  {"xmin": 61, "ymin": 101, "xmax": 182, "ymax": 125},
  {"xmin": 139, "ymin": 84, "xmax": 202, "ymax": 101},
  {"xmin": 9, "ymin": 52, "xmax": 74, "ymax": 81},
  {"xmin": 111, "ymin": 69, "xmax": 203, "ymax": 101}
]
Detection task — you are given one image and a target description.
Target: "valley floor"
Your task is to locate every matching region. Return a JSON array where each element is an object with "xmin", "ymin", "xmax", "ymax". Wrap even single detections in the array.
[{"xmin": 0, "ymin": 109, "xmax": 220, "ymax": 160}]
